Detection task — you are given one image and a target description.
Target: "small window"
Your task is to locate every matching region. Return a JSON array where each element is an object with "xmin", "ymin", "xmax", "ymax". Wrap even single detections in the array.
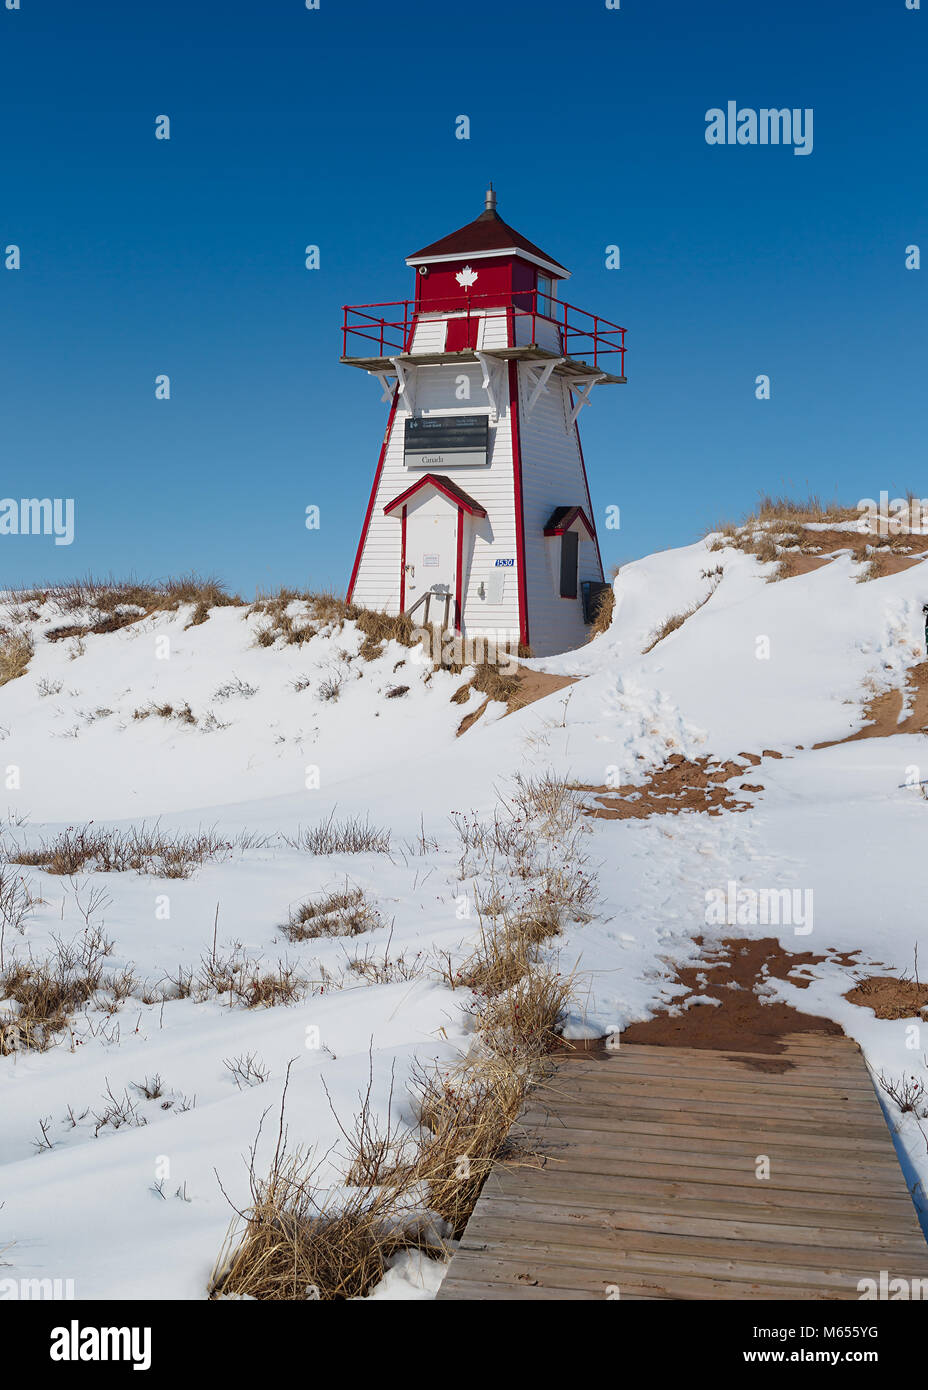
[
  {"xmin": 537, "ymin": 275, "xmax": 555, "ymax": 318},
  {"xmin": 559, "ymin": 529, "xmax": 578, "ymax": 598}
]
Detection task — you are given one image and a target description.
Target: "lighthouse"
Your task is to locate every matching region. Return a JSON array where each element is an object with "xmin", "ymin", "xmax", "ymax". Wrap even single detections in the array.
[{"xmin": 342, "ymin": 190, "xmax": 626, "ymax": 659}]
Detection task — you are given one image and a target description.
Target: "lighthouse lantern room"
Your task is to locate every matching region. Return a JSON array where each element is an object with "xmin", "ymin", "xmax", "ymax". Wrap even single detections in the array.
[{"xmin": 342, "ymin": 190, "xmax": 626, "ymax": 658}]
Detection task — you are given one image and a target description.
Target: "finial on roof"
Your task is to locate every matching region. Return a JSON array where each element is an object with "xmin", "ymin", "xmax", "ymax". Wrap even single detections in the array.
[{"xmin": 484, "ymin": 183, "xmax": 496, "ymax": 213}]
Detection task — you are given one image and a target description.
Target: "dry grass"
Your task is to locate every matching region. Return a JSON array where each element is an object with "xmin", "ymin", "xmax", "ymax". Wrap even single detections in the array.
[
  {"xmin": 450, "ymin": 915, "xmax": 540, "ymax": 997},
  {"xmin": 587, "ymin": 585, "xmax": 615, "ymax": 640},
  {"xmin": 474, "ymin": 964, "xmax": 572, "ymax": 1062},
  {"xmin": 706, "ymin": 494, "xmax": 857, "ymax": 543},
  {"xmin": 353, "ymin": 608, "xmax": 415, "ymax": 661},
  {"xmin": 14, "ymin": 574, "xmax": 243, "ymax": 641},
  {"xmin": 210, "ymin": 1067, "xmax": 430, "ymax": 1301},
  {"xmin": 452, "ymin": 657, "xmax": 521, "ymax": 709},
  {"xmin": 0, "ymin": 631, "xmax": 34, "ymax": 686},
  {"xmin": 250, "ymin": 589, "xmax": 417, "ymax": 660},
  {"xmin": 195, "ymin": 945, "xmax": 304, "ymax": 1008},
  {"xmin": 0, "ymin": 866, "xmax": 35, "ymax": 970},
  {"xmin": 132, "ymin": 700, "xmax": 197, "ymax": 725},
  {"xmin": 751, "ymin": 492, "xmax": 858, "ymax": 525},
  {"xmin": 283, "ymin": 813, "xmax": 391, "ymax": 856},
  {"xmin": 6, "ymin": 823, "xmax": 238, "ymax": 878},
  {"xmin": 858, "ymin": 553, "xmax": 889, "ymax": 583},
  {"xmin": 282, "ymin": 885, "xmax": 380, "ymax": 941},
  {"xmin": 0, "ymin": 933, "xmax": 136, "ymax": 1054},
  {"xmin": 401, "ymin": 1058, "xmax": 530, "ymax": 1235},
  {"xmin": 210, "ymin": 772, "xmax": 589, "ymax": 1299},
  {"xmin": 641, "ymin": 573, "xmax": 722, "ymax": 653},
  {"xmin": 642, "ymin": 605, "xmax": 698, "ymax": 653}
]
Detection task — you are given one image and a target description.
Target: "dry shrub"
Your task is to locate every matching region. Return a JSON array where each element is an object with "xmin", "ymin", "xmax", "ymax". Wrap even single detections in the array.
[
  {"xmin": 751, "ymin": 492, "xmax": 856, "ymax": 524},
  {"xmin": 0, "ymin": 934, "xmax": 137, "ymax": 1054},
  {"xmin": 7, "ymin": 823, "xmax": 235, "ymax": 878},
  {"xmin": 642, "ymin": 577, "xmax": 719, "ymax": 654},
  {"xmin": 249, "ymin": 588, "xmax": 319, "ymax": 647},
  {"xmin": 642, "ymin": 611, "xmax": 689, "ymax": 651},
  {"xmin": 0, "ymin": 631, "xmax": 33, "ymax": 686},
  {"xmin": 211, "ymin": 770, "xmax": 589, "ymax": 1299},
  {"xmin": 452, "ymin": 916, "xmax": 539, "ymax": 997},
  {"xmin": 19, "ymin": 574, "xmax": 241, "ymax": 641},
  {"xmin": 588, "ymin": 584, "xmax": 615, "ymax": 639},
  {"xmin": 346, "ymin": 944, "xmax": 425, "ymax": 985},
  {"xmin": 471, "ymin": 658, "xmax": 520, "ymax": 705},
  {"xmin": 475, "ymin": 963, "xmax": 573, "ymax": 1062},
  {"xmin": 858, "ymin": 553, "xmax": 888, "ymax": 583},
  {"xmin": 353, "ymin": 608, "xmax": 414, "ymax": 659},
  {"xmin": 452, "ymin": 657, "xmax": 520, "ymax": 710},
  {"xmin": 133, "ymin": 701, "xmax": 197, "ymax": 725},
  {"xmin": 196, "ymin": 946, "xmax": 303, "ymax": 1009},
  {"xmin": 402, "ymin": 1058, "xmax": 529, "ymax": 1235},
  {"xmin": 210, "ymin": 1071, "xmax": 424, "ymax": 1301},
  {"xmin": 311, "ymin": 591, "xmax": 354, "ymax": 627},
  {"xmin": 771, "ymin": 552, "xmax": 801, "ymax": 582},
  {"xmin": 741, "ymin": 532, "xmax": 779, "ymax": 564},
  {"xmin": 249, "ymin": 589, "xmax": 420, "ymax": 659},
  {"xmin": 0, "ymin": 866, "xmax": 35, "ymax": 967},
  {"xmin": 283, "ymin": 885, "xmax": 380, "ymax": 941},
  {"xmin": 878, "ymin": 1071, "xmax": 928, "ymax": 1117},
  {"xmin": 284, "ymin": 813, "xmax": 391, "ymax": 856}
]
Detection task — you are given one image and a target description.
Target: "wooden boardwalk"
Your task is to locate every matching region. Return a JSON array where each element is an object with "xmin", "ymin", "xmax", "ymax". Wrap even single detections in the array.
[{"xmin": 437, "ymin": 1035, "xmax": 928, "ymax": 1300}]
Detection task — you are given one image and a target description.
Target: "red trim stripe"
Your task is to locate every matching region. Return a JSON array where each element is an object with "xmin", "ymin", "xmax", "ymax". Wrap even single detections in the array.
[
  {"xmin": 455, "ymin": 504, "xmax": 464, "ymax": 632},
  {"xmin": 399, "ymin": 504, "xmax": 407, "ymax": 611},
  {"xmin": 543, "ymin": 507, "xmax": 596, "ymax": 540},
  {"xmin": 383, "ymin": 472, "xmax": 486, "ymax": 518}
]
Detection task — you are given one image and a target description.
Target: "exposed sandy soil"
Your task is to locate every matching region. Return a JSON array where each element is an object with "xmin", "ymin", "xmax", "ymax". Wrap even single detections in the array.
[
  {"xmin": 775, "ymin": 553, "xmax": 835, "ymax": 578},
  {"xmin": 456, "ymin": 667, "xmax": 577, "ymax": 736},
  {"xmin": 513, "ymin": 668, "xmax": 578, "ymax": 707},
  {"xmin": 844, "ymin": 975, "xmax": 928, "ymax": 1020},
  {"xmin": 815, "ymin": 661, "xmax": 928, "ymax": 748},
  {"xmin": 868, "ymin": 554, "xmax": 927, "ymax": 577},
  {"xmin": 578, "ymin": 752, "xmax": 775, "ymax": 820},
  {"xmin": 619, "ymin": 937, "xmax": 847, "ymax": 1066},
  {"xmin": 777, "ymin": 526, "xmax": 928, "ymax": 558}
]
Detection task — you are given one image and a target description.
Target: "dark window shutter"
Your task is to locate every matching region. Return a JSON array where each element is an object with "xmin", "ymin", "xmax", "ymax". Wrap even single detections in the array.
[{"xmin": 559, "ymin": 529, "xmax": 579, "ymax": 598}]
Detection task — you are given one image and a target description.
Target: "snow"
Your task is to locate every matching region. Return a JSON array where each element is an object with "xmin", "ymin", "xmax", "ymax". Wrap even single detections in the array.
[{"xmin": 3, "ymin": 540, "xmax": 928, "ymax": 1298}]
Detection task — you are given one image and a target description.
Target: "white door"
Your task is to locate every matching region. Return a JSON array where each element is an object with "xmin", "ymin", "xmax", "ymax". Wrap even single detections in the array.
[{"xmin": 405, "ymin": 510, "xmax": 457, "ymax": 617}]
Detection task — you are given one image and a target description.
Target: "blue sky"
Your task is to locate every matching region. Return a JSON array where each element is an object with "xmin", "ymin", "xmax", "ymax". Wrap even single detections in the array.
[{"xmin": 1, "ymin": 0, "xmax": 925, "ymax": 594}]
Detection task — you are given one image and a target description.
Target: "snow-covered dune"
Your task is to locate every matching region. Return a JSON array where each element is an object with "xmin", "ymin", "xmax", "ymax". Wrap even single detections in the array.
[{"xmin": 2, "ymin": 539, "xmax": 928, "ymax": 1298}]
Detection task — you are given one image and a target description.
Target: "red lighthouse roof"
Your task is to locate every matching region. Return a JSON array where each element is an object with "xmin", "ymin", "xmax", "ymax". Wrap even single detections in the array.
[{"xmin": 406, "ymin": 188, "xmax": 570, "ymax": 279}]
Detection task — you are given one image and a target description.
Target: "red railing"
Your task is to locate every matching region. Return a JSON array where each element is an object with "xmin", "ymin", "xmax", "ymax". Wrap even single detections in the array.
[{"xmin": 341, "ymin": 289, "xmax": 626, "ymax": 377}]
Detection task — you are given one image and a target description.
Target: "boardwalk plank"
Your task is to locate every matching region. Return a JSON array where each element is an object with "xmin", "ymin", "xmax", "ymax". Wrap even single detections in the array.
[{"xmin": 437, "ymin": 1034, "xmax": 928, "ymax": 1301}]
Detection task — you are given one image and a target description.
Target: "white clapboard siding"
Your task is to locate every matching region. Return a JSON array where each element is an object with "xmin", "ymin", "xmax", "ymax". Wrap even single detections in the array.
[
  {"xmin": 350, "ymin": 356, "xmax": 521, "ymax": 639},
  {"xmin": 350, "ymin": 322, "xmax": 604, "ymax": 657},
  {"xmin": 517, "ymin": 363, "xmax": 603, "ymax": 655},
  {"xmin": 409, "ymin": 310, "xmax": 510, "ymax": 356}
]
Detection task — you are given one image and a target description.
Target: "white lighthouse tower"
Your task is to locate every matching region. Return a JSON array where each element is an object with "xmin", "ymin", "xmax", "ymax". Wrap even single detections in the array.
[{"xmin": 342, "ymin": 190, "xmax": 626, "ymax": 658}]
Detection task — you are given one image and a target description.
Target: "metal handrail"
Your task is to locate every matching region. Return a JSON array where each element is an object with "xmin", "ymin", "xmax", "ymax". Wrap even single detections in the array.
[
  {"xmin": 341, "ymin": 288, "xmax": 626, "ymax": 376},
  {"xmin": 405, "ymin": 589, "xmax": 454, "ymax": 631}
]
